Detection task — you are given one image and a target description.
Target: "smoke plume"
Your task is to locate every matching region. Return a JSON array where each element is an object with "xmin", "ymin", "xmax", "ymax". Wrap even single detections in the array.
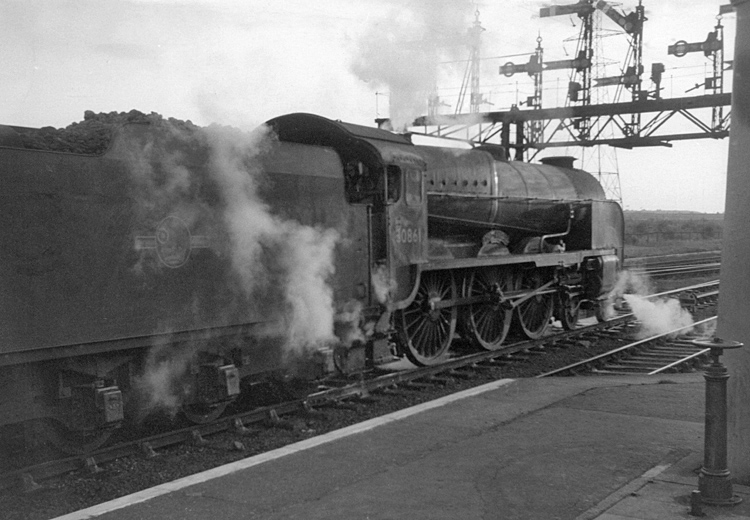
[{"xmin": 350, "ymin": 0, "xmax": 475, "ymax": 131}]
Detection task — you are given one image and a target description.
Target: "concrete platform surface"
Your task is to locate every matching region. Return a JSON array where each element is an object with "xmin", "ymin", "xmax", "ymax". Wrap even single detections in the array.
[{"xmin": 52, "ymin": 373, "xmax": 750, "ymax": 520}]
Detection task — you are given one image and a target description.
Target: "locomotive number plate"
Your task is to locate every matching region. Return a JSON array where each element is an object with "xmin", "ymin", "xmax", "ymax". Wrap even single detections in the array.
[{"xmin": 394, "ymin": 226, "xmax": 421, "ymax": 244}]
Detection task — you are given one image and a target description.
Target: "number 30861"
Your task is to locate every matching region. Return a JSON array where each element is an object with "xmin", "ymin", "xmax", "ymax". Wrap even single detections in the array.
[{"xmin": 395, "ymin": 226, "xmax": 421, "ymax": 244}]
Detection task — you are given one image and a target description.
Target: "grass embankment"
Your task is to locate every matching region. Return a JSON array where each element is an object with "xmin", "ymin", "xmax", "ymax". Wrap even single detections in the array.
[
  {"xmin": 623, "ymin": 210, "xmax": 722, "ymax": 258},
  {"xmin": 625, "ymin": 239, "xmax": 722, "ymax": 259}
]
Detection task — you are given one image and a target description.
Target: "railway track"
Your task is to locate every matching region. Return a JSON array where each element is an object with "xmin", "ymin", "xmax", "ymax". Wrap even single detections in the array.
[
  {"xmin": 537, "ymin": 316, "xmax": 716, "ymax": 377},
  {"xmin": 624, "ymin": 251, "xmax": 721, "ymax": 279},
  {"xmin": 637, "ymin": 263, "xmax": 721, "ymax": 279},
  {"xmin": 623, "ymin": 250, "xmax": 721, "ymax": 269},
  {"xmin": 0, "ymin": 315, "xmax": 627, "ymax": 493},
  {"xmin": 1, "ymin": 278, "xmax": 720, "ymax": 499},
  {"xmin": 537, "ymin": 278, "xmax": 720, "ymax": 377}
]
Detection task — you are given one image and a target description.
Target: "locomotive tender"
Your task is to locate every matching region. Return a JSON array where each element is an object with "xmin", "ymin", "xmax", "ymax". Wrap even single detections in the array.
[{"xmin": 0, "ymin": 112, "xmax": 622, "ymax": 452}]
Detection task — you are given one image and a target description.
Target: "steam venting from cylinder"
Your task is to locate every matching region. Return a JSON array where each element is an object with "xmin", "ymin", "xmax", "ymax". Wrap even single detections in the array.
[{"xmin": 604, "ymin": 270, "xmax": 694, "ymax": 339}]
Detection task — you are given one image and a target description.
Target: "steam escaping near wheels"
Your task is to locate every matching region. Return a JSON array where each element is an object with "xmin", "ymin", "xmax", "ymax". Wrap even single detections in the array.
[
  {"xmin": 623, "ymin": 294, "xmax": 694, "ymax": 339},
  {"xmin": 597, "ymin": 269, "xmax": 695, "ymax": 339}
]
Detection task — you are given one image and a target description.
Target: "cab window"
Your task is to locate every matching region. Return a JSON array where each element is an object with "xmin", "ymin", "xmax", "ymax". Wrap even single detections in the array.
[
  {"xmin": 405, "ymin": 167, "xmax": 423, "ymax": 205},
  {"xmin": 386, "ymin": 165, "xmax": 401, "ymax": 204},
  {"xmin": 345, "ymin": 160, "xmax": 380, "ymax": 204}
]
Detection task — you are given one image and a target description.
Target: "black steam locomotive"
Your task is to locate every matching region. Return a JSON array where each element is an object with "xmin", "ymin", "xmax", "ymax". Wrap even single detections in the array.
[{"xmin": 0, "ymin": 112, "xmax": 622, "ymax": 452}]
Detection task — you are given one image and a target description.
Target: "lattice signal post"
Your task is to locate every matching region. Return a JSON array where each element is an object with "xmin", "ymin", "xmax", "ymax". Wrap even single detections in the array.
[{"xmin": 668, "ymin": 15, "xmax": 729, "ymax": 134}]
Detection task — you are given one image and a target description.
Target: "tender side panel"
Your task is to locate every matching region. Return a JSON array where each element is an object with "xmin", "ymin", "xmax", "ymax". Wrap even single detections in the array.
[
  {"xmin": 0, "ymin": 146, "xmax": 266, "ymax": 361},
  {"xmin": 0, "ymin": 136, "xmax": 363, "ymax": 363}
]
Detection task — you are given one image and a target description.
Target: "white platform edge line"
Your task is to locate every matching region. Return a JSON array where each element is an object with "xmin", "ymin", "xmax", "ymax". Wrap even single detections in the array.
[
  {"xmin": 574, "ymin": 457, "xmax": 680, "ymax": 520},
  {"xmin": 51, "ymin": 378, "xmax": 516, "ymax": 520}
]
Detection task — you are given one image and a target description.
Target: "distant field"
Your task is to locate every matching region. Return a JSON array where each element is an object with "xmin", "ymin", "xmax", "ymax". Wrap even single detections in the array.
[
  {"xmin": 623, "ymin": 210, "xmax": 723, "ymax": 258},
  {"xmin": 625, "ymin": 210, "xmax": 724, "ymax": 221},
  {"xmin": 625, "ymin": 239, "xmax": 722, "ymax": 258}
]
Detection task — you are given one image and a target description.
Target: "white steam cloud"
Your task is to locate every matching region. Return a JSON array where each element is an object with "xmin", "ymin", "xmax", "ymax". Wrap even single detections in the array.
[
  {"xmin": 600, "ymin": 269, "xmax": 653, "ymax": 320},
  {"xmin": 623, "ymin": 294, "xmax": 694, "ymax": 339},
  {"xmin": 335, "ymin": 300, "xmax": 367, "ymax": 347},
  {"xmin": 203, "ymin": 125, "xmax": 340, "ymax": 352},
  {"xmin": 277, "ymin": 224, "xmax": 339, "ymax": 348},
  {"xmin": 125, "ymin": 120, "xmax": 343, "ymax": 416},
  {"xmin": 371, "ymin": 263, "xmax": 397, "ymax": 305},
  {"xmin": 132, "ymin": 342, "xmax": 194, "ymax": 420},
  {"xmin": 602, "ymin": 269, "xmax": 694, "ymax": 339},
  {"xmin": 350, "ymin": 0, "xmax": 475, "ymax": 131}
]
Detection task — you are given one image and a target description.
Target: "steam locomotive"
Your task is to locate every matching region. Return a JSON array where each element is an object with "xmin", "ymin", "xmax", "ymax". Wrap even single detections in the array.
[{"xmin": 0, "ymin": 112, "xmax": 622, "ymax": 453}]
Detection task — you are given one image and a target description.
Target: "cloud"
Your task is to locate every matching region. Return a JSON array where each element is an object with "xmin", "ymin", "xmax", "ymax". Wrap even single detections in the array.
[
  {"xmin": 95, "ymin": 42, "xmax": 158, "ymax": 61},
  {"xmin": 350, "ymin": 0, "xmax": 475, "ymax": 130}
]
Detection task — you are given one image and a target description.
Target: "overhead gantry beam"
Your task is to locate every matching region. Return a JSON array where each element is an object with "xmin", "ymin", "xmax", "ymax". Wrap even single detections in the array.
[{"xmin": 411, "ymin": 93, "xmax": 731, "ymax": 155}]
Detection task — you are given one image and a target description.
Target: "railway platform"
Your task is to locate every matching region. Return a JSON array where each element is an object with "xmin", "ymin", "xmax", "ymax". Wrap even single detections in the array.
[{"xmin": 53, "ymin": 373, "xmax": 750, "ymax": 520}]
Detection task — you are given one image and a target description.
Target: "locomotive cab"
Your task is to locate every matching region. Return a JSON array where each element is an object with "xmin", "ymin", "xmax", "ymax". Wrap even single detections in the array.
[{"xmin": 267, "ymin": 113, "xmax": 432, "ymax": 370}]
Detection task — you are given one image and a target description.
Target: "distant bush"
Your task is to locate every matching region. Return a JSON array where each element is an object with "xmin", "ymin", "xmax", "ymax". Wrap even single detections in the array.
[{"xmin": 624, "ymin": 215, "xmax": 723, "ymax": 245}]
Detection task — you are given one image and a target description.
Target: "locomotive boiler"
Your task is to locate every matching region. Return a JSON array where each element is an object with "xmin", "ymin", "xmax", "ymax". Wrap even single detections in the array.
[{"xmin": 0, "ymin": 111, "xmax": 622, "ymax": 453}]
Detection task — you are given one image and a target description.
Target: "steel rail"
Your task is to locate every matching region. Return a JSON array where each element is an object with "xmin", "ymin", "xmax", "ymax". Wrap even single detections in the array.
[
  {"xmin": 648, "ymin": 343, "xmax": 713, "ymax": 375},
  {"xmin": 536, "ymin": 315, "xmax": 717, "ymax": 378},
  {"xmin": 634, "ymin": 263, "xmax": 721, "ymax": 278},
  {"xmin": 623, "ymin": 252, "xmax": 721, "ymax": 268}
]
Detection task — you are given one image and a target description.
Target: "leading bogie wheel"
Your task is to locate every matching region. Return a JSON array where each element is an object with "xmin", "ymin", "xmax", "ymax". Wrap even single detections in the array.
[
  {"xmin": 557, "ymin": 293, "xmax": 580, "ymax": 331},
  {"xmin": 397, "ymin": 270, "xmax": 457, "ymax": 366},
  {"xmin": 594, "ymin": 300, "xmax": 610, "ymax": 323}
]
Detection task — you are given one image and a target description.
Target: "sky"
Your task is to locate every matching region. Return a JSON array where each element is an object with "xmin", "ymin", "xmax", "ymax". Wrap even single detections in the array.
[{"xmin": 0, "ymin": 0, "xmax": 736, "ymax": 213}]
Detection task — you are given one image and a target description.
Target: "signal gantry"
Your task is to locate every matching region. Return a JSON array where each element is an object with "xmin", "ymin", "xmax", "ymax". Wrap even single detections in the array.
[{"xmin": 411, "ymin": 1, "xmax": 733, "ymax": 162}]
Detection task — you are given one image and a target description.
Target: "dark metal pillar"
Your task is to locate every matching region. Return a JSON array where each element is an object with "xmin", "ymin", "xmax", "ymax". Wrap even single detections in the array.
[
  {"xmin": 717, "ymin": 0, "xmax": 750, "ymax": 481},
  {"xmin": 515, "ymin": 122, "xmax": 525, "ymax": 160},
  {"xmin": 693, "ymin": 338, "xmax": 743, "ymax": 506},
  {"xmin": 500, "ymin": 122, "xmax": 510, "ymax": 159}
]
